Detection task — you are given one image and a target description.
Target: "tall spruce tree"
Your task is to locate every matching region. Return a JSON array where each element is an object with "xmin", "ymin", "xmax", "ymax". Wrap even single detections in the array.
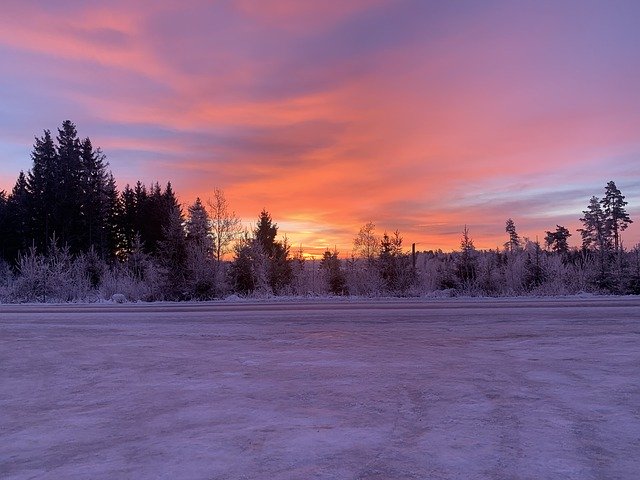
[
  {"xmin": 55, "ymin": 120, "xmax": 84, "ymax": 250},
  {"xmin": 103, "ymin": 173, "xmax": 121, "ymax": 262},
  {"xmin": 253, "ymin": 210, "xmax": 291, "ymax": 294},
  {"xmin": 320, "ymin": 249, "xmax": 346, "ymax": 295},
  {"xmin": 185, "ymin": 198, "xmax": 211, "ymax": 251},
  {"xmin": 254, "ymin": 209, "xmax": 278, "ymax": 256},
  {"xmin": 379, "ymin": 230, "xmax": 404, "ymax": 293},
  {"xmin": 79, "ymin": 137, "xmax": 116, "ymax": 257},
  {"xmin": 0, "ymin": 190, "xmax": 7, "ymax": 261},
  {"xmin": 26, "ymin": 130, "xmax": 57, "ymax": 252},
  {"xmin": 157, "ymin": 204, "xmax": 187, "ymax": 299},
  {"xmin": 185, "ymin": 198, "xmax": 215, "ymax": 298},
  {"xmin": 4, "ymin": 172, "xmax": 30, "ymax": 262},
  {"xmin": 117, "ymin": 184, "xmax": 138, "ymax": 258},
  {"xmin": 456, "ymin": 225, "xmax": 477, "ymax": 286}
]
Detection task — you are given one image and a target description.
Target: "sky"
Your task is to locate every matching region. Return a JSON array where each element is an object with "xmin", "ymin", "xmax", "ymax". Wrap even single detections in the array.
[{"xmin": 1, "ymin": 0, "xmax": 639, "ymax": 255}]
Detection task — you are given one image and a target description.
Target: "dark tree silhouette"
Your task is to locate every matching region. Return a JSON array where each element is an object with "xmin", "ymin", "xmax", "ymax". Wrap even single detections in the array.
[
  {"xmin": 456, "ymin": 225, "xmax": 477, "ymax": 287},
  {"xmin": 579, "ymin": 196, "xmax": 610, "ymax": 252},
  {"xmin": 157, "ymin": 205, "xmax": 187, "ymax": 299},
  {"xmin": 505, "ymin": 218, "xmax": 521, "ymax": 252},
  {"xmin": 601, "ymin": 181, "xmax": 632, "ymax": 254},
  {"xmin": 545, "ymin": 225, "xmax": 571, "ymax": 255},
  {"xmin": 26, "ymin": 129, "xmax": 58, "ymax": 252},
  {"xmin": 320, "ymin": 249, "xmax": 347, "ymax": 295}
]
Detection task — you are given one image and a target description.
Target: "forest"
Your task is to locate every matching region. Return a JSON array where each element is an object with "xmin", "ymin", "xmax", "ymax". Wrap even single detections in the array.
[{"xmin": 0, "ymin": 121, "xmax": 637, "ymax": 302}]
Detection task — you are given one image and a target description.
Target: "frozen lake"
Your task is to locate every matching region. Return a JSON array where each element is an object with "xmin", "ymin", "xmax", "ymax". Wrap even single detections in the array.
[{"xmin": 1, "ymin": 297, "xmax": 639, "ymax": 479}]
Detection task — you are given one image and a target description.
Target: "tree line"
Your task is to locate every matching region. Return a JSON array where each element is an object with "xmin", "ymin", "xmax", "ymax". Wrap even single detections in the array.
[{"xmin": 0, "ymin": 121, "xmax": 637, "ymax": 302}]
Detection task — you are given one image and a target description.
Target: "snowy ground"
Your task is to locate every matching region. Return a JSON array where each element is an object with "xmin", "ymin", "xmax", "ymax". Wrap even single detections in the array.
[{"xmin": 1, "ymin": 297, "xmax": 639, "ymax": 480}]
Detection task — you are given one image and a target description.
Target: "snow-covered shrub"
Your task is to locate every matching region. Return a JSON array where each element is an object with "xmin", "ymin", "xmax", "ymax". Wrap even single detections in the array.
[
  {"xmin": 184, "ymin": 242, "xmax": 216, "ymax": 299},
  {"xmin": 344, "ymin": 258, "xmax": 384, "ymax": 296},
  {"xmin": 111, "ymin": 293, "xmax": 126, "ymax": 303},
  {"xmin": 10, "ymin": 246, "xmax": 47, "ymax": 302},
  {"xmin": 287, "ymin": 256, "xmax": 316, "ymax": 296},
  {"xmin": 8, "ymin": 242, "xmax": 91, "ymax": 302},
  {"xmin": 100, "ymin": 261, "xmax": 164, "ymax": 302},
  {"xmin": 0, "ymin": 259, "xmax": 12, "ymax": 302}
]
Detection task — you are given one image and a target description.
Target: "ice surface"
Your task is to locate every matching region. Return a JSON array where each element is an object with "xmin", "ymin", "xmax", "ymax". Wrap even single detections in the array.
[{"xmin": 1, "ymin": 297, "xmax": 639, "ymax": 479}]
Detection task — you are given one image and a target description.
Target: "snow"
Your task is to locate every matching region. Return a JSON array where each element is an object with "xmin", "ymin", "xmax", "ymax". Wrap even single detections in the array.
[{"xmin": 1, "ymin": 297, "xmax": 639, "ymax": 479}]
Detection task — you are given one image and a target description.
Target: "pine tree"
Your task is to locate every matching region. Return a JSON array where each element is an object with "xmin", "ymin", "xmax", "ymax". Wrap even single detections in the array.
[
  {"xmin": 544, "ymin": 225, "xmax": 571, "ymax": 255},
  {"xmin": 579, "ymin": 196, "xmax": 612, "ymax": 289},
  {"xmin": 103, "ymin": 174, "xmax": 121, "ymax": 262},
  {"xmin": 379, "ymin": 230, "xmax": 405, "ymax": 293},
  {"xmin": 185, "ymin": 198, "xmax": 215, "ymax": 298},
  {"xmin": 601, "ymin": 181, "xmax": 632, "ymax": 254},
  {"xmin": 456, "ymin": 225, "xmax": 477, "ymax": 287},
  {"xmin": 157, "ymin": 205, "xmax": 187, "ymax": 299},
  {"xmin": 185, "ymin": 198, "xmax": 212, "ymax": 252},
  {"xmin": 320, "ymin": 249, "xmax": 346, "ymax": 295},
  {"xmin": 270, "ymin": 237, "xmax": 292, "ymax": 294},
  {"xmin": 524, "ymin": 239, "xmax": 545, "ymax": 289},
  {"xmin": 4, "ymin": 172, "xmax": 30, "ymax": 262},
  {"xmin": 578, "ymin": 196, "xmax": 610, "ymax": 252},
  {"xmin": 505, "ymin": 218, "xmax": 521, "ymax": 252},
  {"xmin": 254, "ymin": 209, "xmax": 278, "ymax": 256},
  {"xmin": 55, "ymin": 120, "xmax": 84, "ymax": 250},
  {"xmin": 228, "ymin": 232, "xmax": 267, "ymax": 295},
  {"xmin": 253, "ymin": 210, "xmax": 291, "ymax": 294},
  {"xmin": 143, "ymin": 182, "xmax": 165, "ymax": 254},
  {"xmin": 0, "ymin": 190, "xmax": 7, "ymax": 261},
  {"xmin": 79, "ymin": 137, "xmax": 115, "ymax": 257},
  {"xmin": 117, "ymin": 184, "xmax": 138, "ymax": 258}
]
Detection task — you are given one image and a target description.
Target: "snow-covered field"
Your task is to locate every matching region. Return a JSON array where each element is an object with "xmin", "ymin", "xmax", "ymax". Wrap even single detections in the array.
[{"xmin": 1, "ymin": 297, "xmax": 639, "ymax": 479}]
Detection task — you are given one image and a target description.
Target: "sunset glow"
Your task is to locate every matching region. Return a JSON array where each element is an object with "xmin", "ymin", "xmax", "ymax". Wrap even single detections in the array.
[{"xmin": 1, "ymin": 0, "xmax": 639, "ymax": 255}]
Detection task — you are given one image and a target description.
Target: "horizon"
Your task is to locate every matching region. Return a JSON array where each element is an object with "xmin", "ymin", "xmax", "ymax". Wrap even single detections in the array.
[{"xmin": 1, "ymin": 1, "xmax": 639, "ymax": 255}]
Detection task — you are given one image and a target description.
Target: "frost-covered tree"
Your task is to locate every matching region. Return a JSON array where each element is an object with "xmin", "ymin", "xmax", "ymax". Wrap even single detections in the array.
[
  {"xmin": 185, "ymin": 198, "xmax": 215, "ymax": 298},
  {"xmin": 353, "ymin": 222, "xmax": 379, "ymax": 262},
  {"xmin": 228, "ymin": 231, "xmax": 268, "ymax": 295},
  {"xmin": 227, "ymin": 211, "xmax": 291, "ymax": 295},
  {"xmin": 207, "ymin": 188, "xmax": 242, "ymax": 262}
]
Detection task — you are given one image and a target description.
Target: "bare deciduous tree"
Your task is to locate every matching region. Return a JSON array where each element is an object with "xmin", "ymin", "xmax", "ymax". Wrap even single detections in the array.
[{"xmin": 207, "ymin": 188, "xmax": 242, "ymax": 262}]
